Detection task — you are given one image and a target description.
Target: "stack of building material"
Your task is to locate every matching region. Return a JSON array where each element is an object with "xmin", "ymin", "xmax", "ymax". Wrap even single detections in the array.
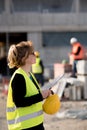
[
  {"xmin": 54, "ymin": 63, "xmax": 72, "ymax": 78},
  {"xmin": 77, "ymin": 60, "xmax": 87, "ymax": 99},
  {"xmin": 66, "ymin": 78, "xmax": 84, "ymax": 100}
]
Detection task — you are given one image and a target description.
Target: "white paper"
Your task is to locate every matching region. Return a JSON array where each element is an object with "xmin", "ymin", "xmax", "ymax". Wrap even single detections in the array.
[{"xmin": 41, "ymin": 74, "xmax": 64, "ymax": 90}]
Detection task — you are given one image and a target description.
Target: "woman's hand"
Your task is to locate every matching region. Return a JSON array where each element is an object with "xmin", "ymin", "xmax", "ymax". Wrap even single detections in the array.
[{"xmin": 41, "ymin": 89, "xmax": 52, "ymax": 99}]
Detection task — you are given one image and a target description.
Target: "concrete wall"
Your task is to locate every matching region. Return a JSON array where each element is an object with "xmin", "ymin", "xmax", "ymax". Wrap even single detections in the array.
[
  {"xmin": 0, "ymin": 13, "xmax": 87, "ymax": 32},
  {"xmin": 0, "ymin": 0, "xmax": 87, "ymax": 72}
]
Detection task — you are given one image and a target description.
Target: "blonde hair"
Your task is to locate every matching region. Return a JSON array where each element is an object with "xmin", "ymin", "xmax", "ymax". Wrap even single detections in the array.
[{"xmin": 7, "ymin": 41, "xmax": 34, "ymax": 68}]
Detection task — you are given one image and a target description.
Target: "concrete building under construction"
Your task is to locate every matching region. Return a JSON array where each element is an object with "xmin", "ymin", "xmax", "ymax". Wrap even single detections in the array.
[{"xmin": 0, "ymin": 0, "xmax": 87, "ymax": 76}]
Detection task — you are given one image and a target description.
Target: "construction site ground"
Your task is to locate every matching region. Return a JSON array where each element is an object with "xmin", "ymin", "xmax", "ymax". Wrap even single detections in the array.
[{"xmin": 0, "ymin": 92, "xmax": 87, "ymax": 130}]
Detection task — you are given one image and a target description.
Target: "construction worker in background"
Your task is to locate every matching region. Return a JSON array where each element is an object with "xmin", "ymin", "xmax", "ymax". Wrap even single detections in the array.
[
  {"xmin": 69, "ymin": 37, "xmax": 85, "ymax": 78},
  {"xmin": 32, "ymin": 51, "xmax": 44, "ymax": 86}
]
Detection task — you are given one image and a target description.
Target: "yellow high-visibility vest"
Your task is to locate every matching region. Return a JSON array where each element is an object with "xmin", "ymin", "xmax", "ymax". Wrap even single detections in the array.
[
  {"xmin": 6, "ymin": 68, "xmax": 43, "ymax": 130},
  {"xmin": 32, "ymin": 57, "xmax": 42, "ymax": 73}
]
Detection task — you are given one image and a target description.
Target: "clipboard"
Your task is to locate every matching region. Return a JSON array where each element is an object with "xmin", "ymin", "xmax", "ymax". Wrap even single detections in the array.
[{"xmin": 41, "ymin": 74, "xmax": 65, "ymax": 90}]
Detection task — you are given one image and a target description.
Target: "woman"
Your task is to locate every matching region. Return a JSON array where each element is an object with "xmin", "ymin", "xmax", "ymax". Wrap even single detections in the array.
[{"xmin": 6, "ymin": 41, "xmax": 51, "ymax": 130}]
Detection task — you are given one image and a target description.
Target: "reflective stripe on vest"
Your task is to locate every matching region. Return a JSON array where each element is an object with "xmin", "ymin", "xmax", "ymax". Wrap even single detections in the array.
[
  {"xmin": 6, "ymin": 68, "xmax": 43, "ymax": 130},
  {"xmin": 32, "ymin": 57, "xmax": 42, "ymax": 73},
  {"xmin": 7, "ymin": 108, "xmax": 43, "ymax": 125}
]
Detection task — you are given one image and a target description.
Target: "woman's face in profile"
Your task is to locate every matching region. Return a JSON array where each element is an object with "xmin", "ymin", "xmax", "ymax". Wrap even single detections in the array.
[{"xmin": 25, "ymin": 53, "xmax": 36, "ymax": 65}]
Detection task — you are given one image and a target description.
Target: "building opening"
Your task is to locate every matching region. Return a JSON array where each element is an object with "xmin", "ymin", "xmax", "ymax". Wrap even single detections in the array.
[{"xmin": 0, "ymin": 33, "xmax": 27, "ymax": 76}]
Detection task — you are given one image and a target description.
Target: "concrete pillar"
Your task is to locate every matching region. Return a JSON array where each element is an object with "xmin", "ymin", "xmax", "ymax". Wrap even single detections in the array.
[
  {"xmin": 75, "ymin": 0, "xmax": 80, "ymax": 13},
  {"xmin": 5, "ymin": 0, "xmax": 10, "ymax": 13},
  {"xmin": 27, "ymin": 32, "xmax": 42, "ymax": 51}
]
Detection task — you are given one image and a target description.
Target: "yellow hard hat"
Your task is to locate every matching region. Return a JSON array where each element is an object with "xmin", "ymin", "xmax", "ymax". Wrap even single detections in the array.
[
  {"xmin": 42, "ymin": 94, "xmax": 61, "ymax": 115},
  {"xmin": 34, "ymin": 51, "xmax": 40, "ymax": 57}
]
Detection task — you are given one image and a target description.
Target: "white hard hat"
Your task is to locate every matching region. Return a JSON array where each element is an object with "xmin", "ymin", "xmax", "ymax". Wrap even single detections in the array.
[{"xmin": 70, "ymin": 37, "xmax": 77, "ymax": 44}]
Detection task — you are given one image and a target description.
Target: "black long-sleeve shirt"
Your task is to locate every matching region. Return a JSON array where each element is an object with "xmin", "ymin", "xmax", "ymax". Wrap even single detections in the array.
[
  {"xmin": 11, "ymin": 73, "xmax": 43, "ymax": 107},
  {"xmin": 40, "ymin": 60, "xmax": 44, "ymax": 74}
]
